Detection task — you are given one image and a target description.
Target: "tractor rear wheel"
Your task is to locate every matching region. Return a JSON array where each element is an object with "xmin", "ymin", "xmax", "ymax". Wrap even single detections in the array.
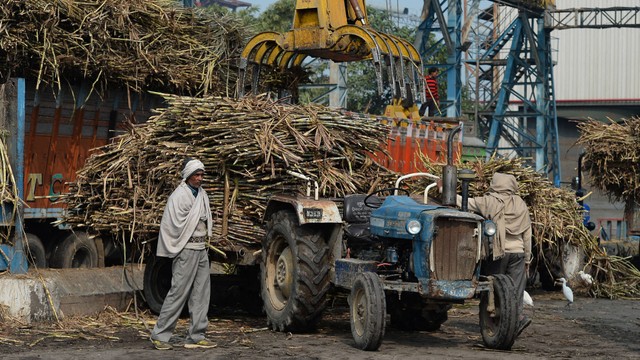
[
  {"xmin": 479, "ymin": 274, "xmax": 518, "ymax": 350},
  {"xmin": 350, "ymin": 272, "xmax": 386, "ymax": 351},
  {"xmin": 261, "ymin": 210, "xmax": 330, "ymax": 332}
]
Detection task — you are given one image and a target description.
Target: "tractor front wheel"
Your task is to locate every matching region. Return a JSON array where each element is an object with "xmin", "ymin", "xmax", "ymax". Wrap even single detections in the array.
[
  {"xmin": 479, "ymin": 274, "xmax": 518, "ymax": 350},
  {"xmin": 349, "ymin": 272, "xmax": 386, "ymax": 351}
]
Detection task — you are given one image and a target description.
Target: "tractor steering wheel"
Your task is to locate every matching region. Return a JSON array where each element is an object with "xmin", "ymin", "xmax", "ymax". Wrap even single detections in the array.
[{"xmin": 364, "ymin": 187, "xmax": 411, "ymax": 208}]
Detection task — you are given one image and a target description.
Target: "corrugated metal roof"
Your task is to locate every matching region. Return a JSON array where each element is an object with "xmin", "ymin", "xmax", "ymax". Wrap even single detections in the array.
[{"xmin": 554, "ymin": 0, "xmax": 640, "ymax": 101}]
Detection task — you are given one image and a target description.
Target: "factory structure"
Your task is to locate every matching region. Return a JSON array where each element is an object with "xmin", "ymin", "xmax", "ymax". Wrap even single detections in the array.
[
  {"xmin": 553, "ymin": 0, "xmax": 639, "ymax": 237},
  {"xmin": 410, "ymin": 0, "xmax": 640, "ymax": 238},
  {"xmin": 193, "ymin": 0, "xmax": 639, "ymax": 239}
]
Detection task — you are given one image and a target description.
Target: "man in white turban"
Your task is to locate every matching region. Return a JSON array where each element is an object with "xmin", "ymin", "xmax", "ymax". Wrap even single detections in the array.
[
  {"xmin": 150, "ymin": 159, "xmax": 215, "ymax": 350},
  {"xmin": 459, "ymin": 173, "xmax": 532, "ymax": 337}
]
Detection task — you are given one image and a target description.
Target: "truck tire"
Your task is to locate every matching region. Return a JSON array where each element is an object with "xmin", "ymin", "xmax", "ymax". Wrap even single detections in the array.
[
  {"xmin": 479, "ymin": 274, "xmax": 518, "ymax": 350},
  {"xmin": 261, "ymin": 210, "xmax": 330, "ymax": 332},
  {"xmin": 25, "ymin": 233, "xmax": 47, "ymax": 268},
  {"xmin": 143, "ymin": 253, "xmax": 173, "ymax": 315},
  {"xmin": 50, "ymin": 231, "xmax": 98, "ymax": 268},
  {"xmin": 349, "ymin": 272, "xmax": 386, "ymax": 351}
]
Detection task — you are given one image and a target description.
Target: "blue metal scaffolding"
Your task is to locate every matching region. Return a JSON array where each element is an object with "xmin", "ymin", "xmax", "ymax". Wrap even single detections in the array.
[
  {"xmin": 416, "ymin": 1, "xmax": 640, "ymax": 186},
  {"xmin": 417, "ymin": 1, "xmax": 561, "ymax": 185}
]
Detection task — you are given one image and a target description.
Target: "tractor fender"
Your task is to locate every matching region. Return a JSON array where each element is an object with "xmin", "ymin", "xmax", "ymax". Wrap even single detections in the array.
[{"xmin": 264, "ymin": 194, "xmax": 342, "ymax": 225}]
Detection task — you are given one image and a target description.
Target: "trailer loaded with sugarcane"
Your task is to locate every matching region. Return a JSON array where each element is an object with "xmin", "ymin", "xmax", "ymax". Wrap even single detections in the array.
[
  {"xmin": 2, "ymin": 2, "xmax": 639, "ymax": 342},
  {"xmin": 0, "ymin": 0, "xmax": 245, "ymax": 271},
  {"xmin": 64, "ymin": 97, "xmax": 521, "ymax": 349}
]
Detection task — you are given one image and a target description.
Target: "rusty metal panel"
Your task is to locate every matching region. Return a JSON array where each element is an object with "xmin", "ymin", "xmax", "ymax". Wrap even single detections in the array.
[
  {"xmin": 423, "ymin": 279, "xmax": 477, "ymax": 300},
  {"xmin": 333, "ymin": 258, "xmax": 377, "ymax": 289},
  {"xmin": 22, "ymin": 81, "xmax": 157, "ymax": 215},
  {"xmin": 431, "ymin": 218, "xmax": 478, "ymax": 281}
]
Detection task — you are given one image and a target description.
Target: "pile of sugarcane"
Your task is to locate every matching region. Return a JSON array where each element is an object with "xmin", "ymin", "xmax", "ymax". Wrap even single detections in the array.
[
  {"xmin": 62, "ymin": 94, "xmax": 396, "ymax": 251},
  {"xmin": 0, "ymin": 0, "xmax": 246, "ymax": 95},
  {"xmin": 416, "ymin": 154, "xmax": 640, "ymax": 299},
  {"xmin": 576, "ymin": 117, "xmax": 640, "ymax": 204}
]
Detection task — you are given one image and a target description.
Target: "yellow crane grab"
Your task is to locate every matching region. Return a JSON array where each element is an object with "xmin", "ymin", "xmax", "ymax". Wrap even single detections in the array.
[{"xmin": 237, "ymin": 0, "xmax": 425, "ymax": 110}]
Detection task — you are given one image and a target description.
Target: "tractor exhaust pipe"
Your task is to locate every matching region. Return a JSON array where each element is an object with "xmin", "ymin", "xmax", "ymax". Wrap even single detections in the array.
[
  {"xmin": 442, "ymin": 125, "xmax": 462, "ymax": 206},
  {"xmin": 459, "ymin": 169, "xmax": 476, "ymax": 212}
]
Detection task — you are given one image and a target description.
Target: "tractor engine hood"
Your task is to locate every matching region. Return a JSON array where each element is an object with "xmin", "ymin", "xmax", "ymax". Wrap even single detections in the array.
[{"xmin": 369, "ymin": 196, "xmax": 484, "ymax": 239}]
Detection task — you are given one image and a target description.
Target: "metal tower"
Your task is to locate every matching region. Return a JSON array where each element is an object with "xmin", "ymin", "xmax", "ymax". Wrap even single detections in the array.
[
  {"xmin": 418, "ymin": 1, "xmax": 640, "ymax": 186},
  {"xmin": 480, "ymin": 6, "xmax": 561, "ymax": 185}
]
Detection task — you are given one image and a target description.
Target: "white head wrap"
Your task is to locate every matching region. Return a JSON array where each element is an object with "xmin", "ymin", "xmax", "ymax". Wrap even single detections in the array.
[{"xmin": 182, "ymin": 159, "xmax": 205, "ymax": 181}]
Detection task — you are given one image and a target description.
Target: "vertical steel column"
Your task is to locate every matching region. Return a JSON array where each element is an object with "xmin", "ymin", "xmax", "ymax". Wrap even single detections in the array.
[
  {"xmin": 486, "ymin": 18, "xmax": 524, "ymax": 155},
  {"xmin": 10, "ymin": 78, "xmax": 27, "ymax": 274},
  {"xmin": 535, "ymin": 17, "xmax": 546, "ymax": 174},
  {"xmin": 535, "ymin": 17, "xmax": 560, "ymax": 186},
  {"xmin": 329, "ymin": 62, "xmax": 348, "ymax": 108},
  {"xmin": 446, "ymin": 0, "xmax": 462, "ymax": 117}
]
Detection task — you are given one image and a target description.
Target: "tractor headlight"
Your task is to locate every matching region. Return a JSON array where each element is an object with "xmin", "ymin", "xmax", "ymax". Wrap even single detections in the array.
[
  {"xmin": 483, "ymin": 220, "xmax": 497, "ymax": 236},
  {"xmin": 406, "ymin": 219, "xmax": 422, "ymax": 235}
]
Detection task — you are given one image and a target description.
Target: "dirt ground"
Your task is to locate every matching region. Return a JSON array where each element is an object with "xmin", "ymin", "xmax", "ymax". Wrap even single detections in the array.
[{"xmin": 1, "ymin": 290, "xmax": 638, "ymax": 360}]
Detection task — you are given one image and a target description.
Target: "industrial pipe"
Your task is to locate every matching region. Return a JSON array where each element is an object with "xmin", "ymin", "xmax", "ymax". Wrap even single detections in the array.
[
  {"xmin": 447, "ymin": 125, "xmax": 461, "ymax": 166},
  {"xmin": 442, "ymin": 125, "xmax": 462, "ymax": 206},
  {"xmin": 458, "ymin": 169, "xmax": 476, "ymax": 212}
]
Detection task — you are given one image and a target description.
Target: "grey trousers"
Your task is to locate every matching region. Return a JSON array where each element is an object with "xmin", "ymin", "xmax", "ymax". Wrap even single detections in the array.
[
  {"xmin": 482, "ymin": 252, "xmax": 526, "ymax": 320},
  {"xmin": 151, "ymin": 248, "xmax": 211, "ymax": 343}
]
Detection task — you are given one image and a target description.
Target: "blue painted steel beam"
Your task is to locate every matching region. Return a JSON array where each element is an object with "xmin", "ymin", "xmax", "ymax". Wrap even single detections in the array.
[
  {"xmin": 10, "ymin": 78, "xmax": 27, "ymax": 274},
  {"xmin": 416, "ymin": 0, "xmax": 462, "ymax": 117},
  {"xmin": 480, "ymin": 19, "xmax": 519, "ymax": 60},
  {"xmin": 446, "ymin": 0, "xmax": 462, "ymax": 117},
  {"xmin": 484, "ymin": 13, "xmax": 560, "ymax": 185},
  {"xmin": 486, "ymin": 19, "xmax": 524, "ymax": 154}
]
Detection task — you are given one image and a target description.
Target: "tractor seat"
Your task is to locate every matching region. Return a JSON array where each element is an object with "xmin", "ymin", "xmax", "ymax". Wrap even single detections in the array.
[{"xmin": 343, "ymin": 194, "xmax": 378, "ymax": 240}]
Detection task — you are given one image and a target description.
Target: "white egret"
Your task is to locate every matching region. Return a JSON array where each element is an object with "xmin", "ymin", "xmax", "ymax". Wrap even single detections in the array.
[
  {"xmin": 523, "ymin": 290, "xmax": 534, "ymax": 307},
  {"xmin": 555, "ymin": 277, "xmax": 574, "ymax": 306},
  {"xmin": 578, "ymin": 270, "xmax": 593, "ymax": 286}
]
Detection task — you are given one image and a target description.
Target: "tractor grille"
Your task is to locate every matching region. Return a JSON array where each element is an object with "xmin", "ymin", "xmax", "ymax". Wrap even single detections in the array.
[{"xmin": 431, "ymin": 218, "xmax": 479, "ymax": 281}]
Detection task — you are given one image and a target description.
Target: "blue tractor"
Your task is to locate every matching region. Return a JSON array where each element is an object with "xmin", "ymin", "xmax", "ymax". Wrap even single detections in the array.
[{"xmin": 260, "ymin": 127, "xmax": 519, "ymax": 351}]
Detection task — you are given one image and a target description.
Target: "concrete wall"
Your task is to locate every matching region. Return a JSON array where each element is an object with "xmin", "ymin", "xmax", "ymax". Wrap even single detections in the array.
[{"xmin": 0, "ymin": 267, "xmax": 143, "ymax": 323}]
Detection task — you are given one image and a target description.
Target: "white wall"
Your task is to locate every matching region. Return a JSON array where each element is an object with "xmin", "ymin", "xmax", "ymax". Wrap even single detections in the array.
[{"xmin": 554, "ymin": 0, "xmax": 640, "ymax": 101}]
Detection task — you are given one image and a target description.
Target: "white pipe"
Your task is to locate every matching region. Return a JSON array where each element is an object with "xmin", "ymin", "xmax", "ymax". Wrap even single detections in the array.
[
  {"xmin": 394, "ymin": 172, "xmax": 440, "ymax": 195},
  {"xmin": 424, "ymin": 183, "xmax": 437, "ymax": 204},
  {"xmin": 286, "ymin": 170, "xmax": 319, "ymax": 200}
]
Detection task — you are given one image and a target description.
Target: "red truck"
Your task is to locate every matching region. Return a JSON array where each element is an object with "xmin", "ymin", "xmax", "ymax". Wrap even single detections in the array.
[{"xmin": 0, "ymin": 78, "xmax": 159, "ymax": 271}]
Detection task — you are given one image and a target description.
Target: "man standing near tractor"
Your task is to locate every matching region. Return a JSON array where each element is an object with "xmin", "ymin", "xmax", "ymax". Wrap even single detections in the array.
[{"xmin": 150, "ymin": 158, "xmax": 217, "ymax": 350}]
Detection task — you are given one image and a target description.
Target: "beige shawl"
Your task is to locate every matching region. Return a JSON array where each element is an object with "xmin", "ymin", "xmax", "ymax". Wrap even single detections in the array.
[
  {"xmin": 468, "ymin": 173, "xmax": 531, "ymax": 260},
  {"xmin": 157, "ymin": 181, "xmax": 212, "ymax": 258}
]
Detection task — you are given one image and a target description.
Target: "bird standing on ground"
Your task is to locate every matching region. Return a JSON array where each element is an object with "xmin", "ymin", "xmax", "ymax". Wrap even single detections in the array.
[
  {"xmin": 523, "ymin": 290, "xmax": 534, "ymax": 307},
  {"xmin": 578, "ymin": 270, "xmax": 594, "ymax": 286},
  {"xmin": 555, "ymin": 277, "xmax": 574, "ymax": 306}
]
